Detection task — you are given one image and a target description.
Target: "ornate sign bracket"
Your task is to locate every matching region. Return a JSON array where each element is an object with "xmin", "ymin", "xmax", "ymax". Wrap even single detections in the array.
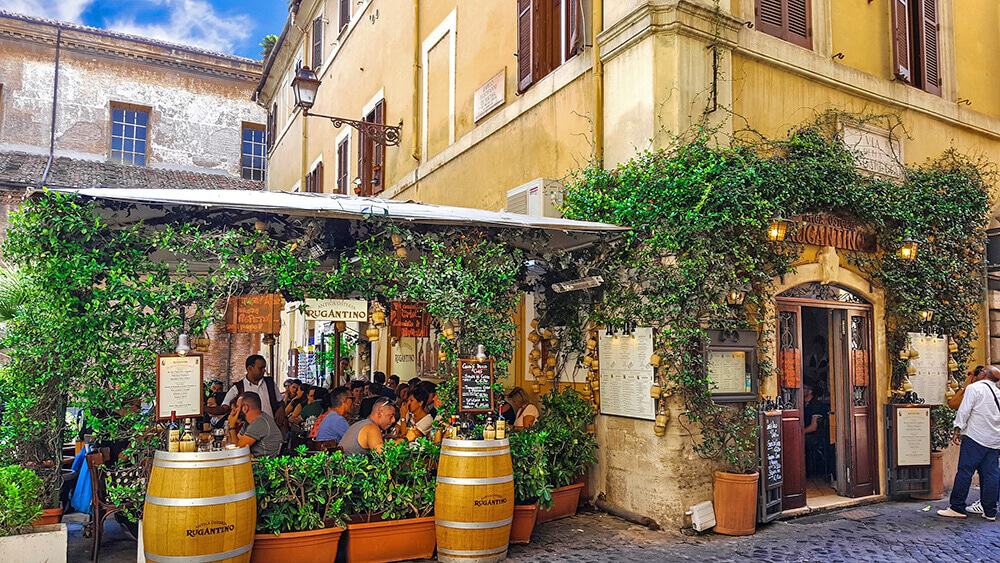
[{"xmin": 303, "ymin": 109, "xmax": 402, "ymax": 147}]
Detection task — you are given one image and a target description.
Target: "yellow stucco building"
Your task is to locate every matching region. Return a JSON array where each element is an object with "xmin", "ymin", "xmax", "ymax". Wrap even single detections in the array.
[{"xmin": 257, "ymin": 0, "xmax": 1000, "ymax": 526}]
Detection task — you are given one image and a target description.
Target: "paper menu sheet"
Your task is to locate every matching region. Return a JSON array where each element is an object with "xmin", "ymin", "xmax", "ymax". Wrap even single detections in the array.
[
  {"xmin": 157, "ymin": 355, "xmax": 202, "ymax": 419},
  {"xmin": 896, "ymin": 407, "xmax": 930, "ymax": 466},
  {"xmin": 707, "ymin": 350, "xmax": 750, "ymax": 394},
  {"xmin": 599, "ymin": 327, "xmax": 655, "ymax": 421},
  {"xmin": 907, "ymin": 333, "xmax": 948, "ymax": 405}
]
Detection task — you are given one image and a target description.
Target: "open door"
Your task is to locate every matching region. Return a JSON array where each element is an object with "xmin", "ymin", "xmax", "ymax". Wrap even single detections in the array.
[
  {"xmin": 838, "ymin": 309, "xmax": 878, "ymax": 497},
  {"xmin": 777, "ymin": 304, "xmax": 806, "ymax": 510}
]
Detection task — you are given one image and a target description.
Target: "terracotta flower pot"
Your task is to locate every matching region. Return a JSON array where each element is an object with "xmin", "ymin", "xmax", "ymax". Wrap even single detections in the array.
[
  {"xmin": 536, "ymin": 483, "xmax": 584, "ymax": 524},
  {"xmin": 713, "ymin": 471, "xmax": 759, "ymax": 536},
  {"xmin": 509, "ymin": 504, "xmax": 538, "ymax": 545},
  {"xmin": 32, "ymin": 507, "xmax": 63, "ymax": 526},
  {"xmin": 251, "ymin": 526, "xmax": 343, "ymax": 563},
  {"xmin": 913, "ymin": 450, "xmax": 945, "ymax": 500},
  {"xmin": 345, "ymin": 516, "xmax": 436, "ymax": 563}
]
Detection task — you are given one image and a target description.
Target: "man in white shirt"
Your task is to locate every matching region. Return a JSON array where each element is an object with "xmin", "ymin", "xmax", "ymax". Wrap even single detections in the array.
[
  {"xmin": 220, "ymin": 355, "xmax": 281, "ymax": 419},
  {"xmin": 939, "ymin": 365, "xmax": 1000, "ymax": 521}
]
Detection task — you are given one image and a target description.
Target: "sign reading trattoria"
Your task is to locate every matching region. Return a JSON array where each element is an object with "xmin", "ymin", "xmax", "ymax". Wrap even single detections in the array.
[
  {"xmin": 225, "ymin": 293, "xmax": 283, "ymax": 334},
  {"xmin": 303, "ymin": 299, "xmax": 369, "ymax": 322},
  {"xmin": 788, "ymin": 213, "xmax": 876, "ymax": 253}
]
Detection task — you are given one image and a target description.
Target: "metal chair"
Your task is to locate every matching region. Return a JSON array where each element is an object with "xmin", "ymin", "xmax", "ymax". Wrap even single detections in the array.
[{"xmin": 85, "ymin": 449, "xmax": 123, "ymax": 563}]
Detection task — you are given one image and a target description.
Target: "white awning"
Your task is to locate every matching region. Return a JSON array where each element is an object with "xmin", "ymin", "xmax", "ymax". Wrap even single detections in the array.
[{"xmin": 47, "ymin": 187, "xmax": 627, "ymax": 235}]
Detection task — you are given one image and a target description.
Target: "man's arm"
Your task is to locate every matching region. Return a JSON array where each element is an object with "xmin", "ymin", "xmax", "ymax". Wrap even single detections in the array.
[
  {"xmin": 359, "ymin": 424, "xmax": 385, "ymax": 453},
  {"xmin": 954, "ymin": 383, "xmax": 979, "ymax": 433}
]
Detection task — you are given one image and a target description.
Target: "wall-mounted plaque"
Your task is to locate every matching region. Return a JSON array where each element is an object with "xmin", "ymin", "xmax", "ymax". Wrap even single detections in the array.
[
  {"xmin": 598, "ymin": 327, "xmax": 655, "ymax": 421},
  {"xmin": 842, "ymin": 123, "xmax": 904, "ymax": 179},
  {"xmin": 156, "ymin": 354, "xmax": 204, "ymax": 420},
  {"xmin": 705, "ymin": 329, "xmax": 759, "ymax": 402},
  {"xmin": 225, "ymin": 294, "xmax": 283, "ymax": 334},
  {"xmin": 908, "ymin": 332, "xmax": 948, "ymax": 405},
  {"xmin": 895, "ymin": 406, "xmax": 931, "ymax": 466},
  {"xmin": 458, "ymin": 359, "xmax": 494, "ymax": 413},
  {"xmin": 473, "ymin": 69, "xmax": 505, "ymax": 122}
]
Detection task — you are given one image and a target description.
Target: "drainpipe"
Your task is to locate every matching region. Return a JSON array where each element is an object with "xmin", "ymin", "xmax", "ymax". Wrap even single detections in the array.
[
  {"xmin": 591, "ymin": 0, "xmax": 604, "ymax": 167},
  {"xmin": 40, "ymin": 28, "xmax": 62, "ymax": 186},
  {"xmin": 411, "ymin": 0, "xmax": 421, "ymax": 162}
]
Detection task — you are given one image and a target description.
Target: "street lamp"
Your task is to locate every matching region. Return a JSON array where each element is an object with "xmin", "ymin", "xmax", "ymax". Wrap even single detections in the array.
[
  {"xmin": 291, "ymin": 66, "xmax": 402, "ymax": 147},
  {"xmin": 897, "ymin": 238, "xmax": 918, "ymax": 261},
  {"xmin": 767, "ymin": 216, "xmax": 791, "ymax": 242},
  {"xmin": 724, "ymin": 287, "xmax": 747, "ymax": 306}
]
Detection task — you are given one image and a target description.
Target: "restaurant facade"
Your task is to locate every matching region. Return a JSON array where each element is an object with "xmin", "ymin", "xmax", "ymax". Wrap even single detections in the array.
[{"xmin": 256, "ymin": 0, "xmax": 1000, "ymax": 527}]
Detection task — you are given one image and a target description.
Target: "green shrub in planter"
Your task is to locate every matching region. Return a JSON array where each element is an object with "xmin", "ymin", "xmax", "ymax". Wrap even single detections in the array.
[
  {"xmin": 253, "ymin": 448, "xmax": 352, "ymax": 534},
  {"xmin": 344, "ymin": 438, "xmax": 439, "ymax": 522},
  {"xmin": 537, "ymin": 388, "xmax": 598, "ymax": 489},
  {"xmin": 509, "ymin": 429, "xmax": 552, "ymax": 509},
  {"xmin": 0, "ymin": 465, "xmax": 43, "ymax": 537},
  {"xmin": 931, "ymin": 406, "xmax": 957, "ymax": 453}
]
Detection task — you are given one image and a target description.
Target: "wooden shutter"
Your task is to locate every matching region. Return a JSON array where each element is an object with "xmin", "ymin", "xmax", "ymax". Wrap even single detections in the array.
[
  {"xmin": 544, "ymin": 0, "xmax": 562, "ymax": 75},
  {"xmin": 565, "ymin": 0, "xmax": 584, "ymax": 60},
  {"xmin": 756, "ymin": 0, "xmax": 786, "ymax": 40},
  {"xmin": 339, "ymin": 0, "xmax": 350, "ymax": 32},
  {"xmin": 785, "ymin": 0, "xmax": 811, "ymax": 48},
  {"xmin": 358, "ymin": 128, "xmax": 368, "ymax": 195},
  {"xmin": 517, "ymin": 0, "xmax": 535, "ymax": 92},
  {"xmin": 891, "ymin": 0, "xmax": 912, "ymax": 82},
  {"xmin": 266, "ymin": 103, "xmax": 276, "ymax": 152},
  {"xmin": 916, "ymin": 0, "xmax": 940, "ymax": 95},
  {"xmin": 315, "ymin": 162, "xmax": 324, "ymax": 193},
  {"xmin": 336, "ymin": 139, "xmax": 348, "ymax": 194},
  {"xmin": 312, "ymin": 17, "xmax": 323, "ymax": 68},
  {"xmin": 371, "ymin": 100, "xmax": 385, "ymax": 195}
]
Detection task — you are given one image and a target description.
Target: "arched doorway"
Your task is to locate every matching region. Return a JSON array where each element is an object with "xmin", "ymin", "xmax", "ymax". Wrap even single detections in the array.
[{"xmin": 776, "ymin": 282, "xmax": 878, "ymax": 511}]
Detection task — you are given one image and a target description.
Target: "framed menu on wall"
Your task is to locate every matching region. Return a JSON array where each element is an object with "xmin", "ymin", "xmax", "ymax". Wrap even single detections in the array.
[
  {"xmin": 705, "ymin": 329, "xmax": 758, "ymax": 402},
  {"xmin": 907, "ymin": 332, "xmax": 948, "ymax": 405},
  {"xmin": 895, "ymin": 406, "xmax": 931, "ymax": 466},
  {"xmin": 156, "ymin": 354, "xmax": 203, "ymax": 420},
  {"xmin": 598, "ymin": 327, "xmax": 655, "ymax": 421}
]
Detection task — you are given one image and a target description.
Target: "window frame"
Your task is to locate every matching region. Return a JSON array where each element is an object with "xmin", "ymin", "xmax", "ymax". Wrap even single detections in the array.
[
  {"xmin": 109, "ymin": 101, "xmax": 151, "ymax": 166},
  {"xmin": 754, "ymin": 0, "xmax": 813, "ymax": 50},
  {"xmin": 336, "ymin": 129, "xmax": 350, "ymax": 194},
  {"xmin": 359, "ymin": 96, "xmax": 385, "ymax": 196},
  {"xmin": 516, "ymin": 0, "xmax": 586, "ymax": 93},
  {"xmin": 311, "ymin": 15, "xmax": 324, "ymax": 69},
  {"xmin": 338, "ymin": 0, "xmax": 351, "ymax": 33},
  {"xmin": 240, "ymin": 122, "xmax": 267, "ymax": 181}
]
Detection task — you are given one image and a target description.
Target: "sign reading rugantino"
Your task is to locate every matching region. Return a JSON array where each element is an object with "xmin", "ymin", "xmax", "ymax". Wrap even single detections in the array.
[
  {"xmin": 789, "ymin": 213, "xmax": 875, "ymax": 252},
  {"xmin": 303, "ymin": 299, "xmax": 369, "ymax": 322}
]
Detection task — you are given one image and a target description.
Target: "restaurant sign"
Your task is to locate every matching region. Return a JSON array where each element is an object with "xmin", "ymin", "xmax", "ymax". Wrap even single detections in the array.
[
  {"xmin": 789, "ymin": 213, "xmax": 875, "ymax": 253},
  {"xmin": 225, "ymin": 293, "xmax": 283, "ymax": 334},
  {"xmin": 390, "ymin": 301, "xmax": 430, "ymax": 338},
  {"xmin": 303, "ymin": 299, "xmax": 369, "ymax": 322}
]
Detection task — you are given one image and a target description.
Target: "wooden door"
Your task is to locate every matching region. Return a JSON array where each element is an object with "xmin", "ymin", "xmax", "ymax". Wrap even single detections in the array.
[
  {"xmin": 777, "ymin": 303, "xmax": 806, "ymax": 510},
  {"xmin": 842, "ymin": 309, "xmax": 877, "ymax": 497}
]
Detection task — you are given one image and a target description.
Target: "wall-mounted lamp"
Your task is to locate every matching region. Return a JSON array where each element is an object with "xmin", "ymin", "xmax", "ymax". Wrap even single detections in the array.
[
  {"xmin": 292, "ymin": 66, "xmax": 402, "ymax": 147},
  {"xmin": 897, "ymin": 238, "xmax": 919, "ymax": 261}
]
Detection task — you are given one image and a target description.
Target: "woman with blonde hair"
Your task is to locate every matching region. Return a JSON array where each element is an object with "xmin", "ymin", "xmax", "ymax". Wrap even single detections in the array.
[{"xmin": 507, "ymin": 387, "xmax": 540, "ymax": 429}]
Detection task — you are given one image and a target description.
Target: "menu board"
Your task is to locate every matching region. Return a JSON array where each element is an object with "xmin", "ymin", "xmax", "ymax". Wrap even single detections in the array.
[
  {"xmin": 458, "ymin": 359, "xmax": 494, "ymax": 413},
  {"xmin": 762, "ymin": 413, "xmax": 783, "ymax": 487},
  {"xmin": 908, "ymin": 332, "xmax": 948, "ymax": 405},
  {"xmin": 598, "ymin": 327, "xmax": 655, "ymax": 421},
  {"xmin": 896, "ymin": 407, "xmax": 931, "ymax": 466},
  {"xmin": 156, "ymin": 354, "xmax": 204, "ymax": 420},
  {"xmin": 225, "ymin": 294, "xmax": 283, "ymax": 334},
  {"xmin": 708, "ymin": 350, "xmax": 751, "ymax": 395},
  {"xmin": 390, "ymin": 301, "xmax": 430, "ymax": 338}
]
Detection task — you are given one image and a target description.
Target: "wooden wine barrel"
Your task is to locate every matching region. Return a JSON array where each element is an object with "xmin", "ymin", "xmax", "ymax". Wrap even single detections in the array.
[
  {"xmin": 435, "ymin": 438, "xmax": 514, "ymax": 563},
  {"xmin": 143, "ymin": 447, "xmax": 256, "ymax": 562}
]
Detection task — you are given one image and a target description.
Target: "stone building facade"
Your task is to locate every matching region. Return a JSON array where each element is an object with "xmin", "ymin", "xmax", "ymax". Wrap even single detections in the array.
[{"xmin": 0, "ymin": 10, "xmax": 270, "ymax": 386}]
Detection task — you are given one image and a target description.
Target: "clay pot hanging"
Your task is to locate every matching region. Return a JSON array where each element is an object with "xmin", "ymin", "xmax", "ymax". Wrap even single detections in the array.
[{"xmin": 366, "ymin": 326, "xmax": 381, "ymax": 340}]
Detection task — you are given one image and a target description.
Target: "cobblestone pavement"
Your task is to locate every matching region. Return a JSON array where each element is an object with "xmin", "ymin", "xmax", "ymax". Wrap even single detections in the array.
[{"xmin": 71, "ymin": 493, "xmax": 1000, "ymax": 562}]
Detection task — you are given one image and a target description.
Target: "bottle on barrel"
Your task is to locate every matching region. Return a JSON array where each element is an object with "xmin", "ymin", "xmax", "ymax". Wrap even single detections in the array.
[
  {"xmin": 167, "ymin": 411, "xmax": 180, "ymax": 452},
  {"xmin": 483, "ymin": 412, "xmax": 496, "ymax": 440},
  {"xmin": 495, "ymin": 407, "xmax": 507, "ymax": 440}
]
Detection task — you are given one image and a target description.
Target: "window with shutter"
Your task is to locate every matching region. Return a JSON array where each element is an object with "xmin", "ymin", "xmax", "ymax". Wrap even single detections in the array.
[
  {"xmin": 517, "ymin": 0, "xmax": 534, "ymax": 92},
  {"xmin": 336, "ymin": 138, "xmax": 349, "ymax": 194},
  {"xmin": 266, "ymin": 103, "xmax": 276, "ymax": 152},
  {"xmin": 755, "ymin": 0, "xmax": 811, "ymax": 49},
  {"xmin": 916, "ymin": 0, "xmax": 940, "ymax": 95},
  {"xmin": 891, "ymin": 0, "xmax": 912, "ymax": 82},
  {"xmin": 339, "ymin": 0, "xmax": 350, "ymax": 32},
  {"xmin": 893, "ymin": 0, "xmax": 941, "ymax": 95},
  {"xmin": 371, "ymin": 100, "xmax": 385, "ymax": 194},
  {"xmin": 312, "ymin": 17, "xmax": 324, "ymax": 68},
  {"xmin": 565, "ymin": 0, "xmax": 585, "ymax": 60}
]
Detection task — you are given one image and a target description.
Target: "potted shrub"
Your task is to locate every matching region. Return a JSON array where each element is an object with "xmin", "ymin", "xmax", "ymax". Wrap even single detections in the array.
[
  {"xmin": 342, "ymin": 439, "xmax": 439, "ymax": 563},
  {"xmin": 699, "ymin": 403, "xmax": 759, "ymax": 536},
  {"xmin": 509, "ymin": 428, "xmax": 552, "ymax": 544},
  {"xmin": 535, "ymin": 388, "xmax": 597, "ymax": 523},
  {"xmin": 0, "ymin": 464, "xmax": 67, "ymax": 562},
  {"xmin": 252, "ymin": 448, "xmax": 352, "ymax": 563},
  {"xmin": 915, "ymin": 406, "xmax": 956, "ymax": 500}
]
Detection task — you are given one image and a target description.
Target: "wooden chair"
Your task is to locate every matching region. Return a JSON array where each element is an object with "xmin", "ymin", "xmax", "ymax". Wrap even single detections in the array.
[{"xmin": 85, "ymin": 448, "xmax": 123, "ymax": 563}]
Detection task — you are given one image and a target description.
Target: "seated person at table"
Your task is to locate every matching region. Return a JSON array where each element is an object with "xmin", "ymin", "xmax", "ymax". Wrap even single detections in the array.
[
  {"xmin": 234, "ymin": 392, "xmax": 283, "ymax": 457},
  {"xmin": 387, "ymin": 374, "xmax": 400, "ymax": 392},
  {"xmin": 419, "ymin": 381, "xmax": 439, "ymax": 418},
  {"xmin": 313, "ymin": 386, "xmax": 352, "ymax": 444},
  {"xmin": 296, "ymin": 387, "xmax": 329, "ymax": 423},
  {"xmin": 349, "ymin": 380, "xmax": 367, "ymax": 421},
  {"xmin": 508, "ymin": 387, "xmax": 539, "ymax": 429},
  {"xmin": 203, "ymin": 395, "xmax": 226, "ymax": 429},
  {"xmin": 284, "ymin": 382, "xmax": 308, "ymax": 421},
  {"xmin": 369, "ymin": 371, "xmax": 396, "ymax": 399},
  {"xmin": 341, "ymin": 397, "xmax": 397, "ymax": 455},
  {"xmin": 399, "ymin": 386, "xmax": 433, "ymax": 441}
]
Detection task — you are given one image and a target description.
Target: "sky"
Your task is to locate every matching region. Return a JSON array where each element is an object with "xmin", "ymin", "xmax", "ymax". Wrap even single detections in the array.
[{"xmin": 5, "ymin": 0, "xmax": 286, "ymax": 59}]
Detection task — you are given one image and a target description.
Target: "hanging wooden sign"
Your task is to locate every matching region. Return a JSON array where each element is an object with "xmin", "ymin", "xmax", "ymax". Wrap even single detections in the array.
[
  {"xmin": 458, "ymin": 358, "xmax": 494, "ymax": 413},
  {"xmin": 225, "ymin": 293, "xmax": 283, "ymax": 334},
  {"xmin": 390, "ymin": 301, "xmax": 430, "ymax": 338},
  {"xmin": 788, "ymin": 213, "xmax": 876, "ymax": 253}
]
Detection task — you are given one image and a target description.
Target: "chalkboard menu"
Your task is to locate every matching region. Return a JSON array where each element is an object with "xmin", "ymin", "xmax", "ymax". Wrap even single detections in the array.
[
  {"xmin": 763, "ymin": 413, "xmax": 782, "ymax": 487},
  {"xmin": 757, "ymin": 410, "xmax": 784, "ymax": 524},
  {"xmin": 458, "ymin": 359, "xmax": 494, "ymax": 413}
]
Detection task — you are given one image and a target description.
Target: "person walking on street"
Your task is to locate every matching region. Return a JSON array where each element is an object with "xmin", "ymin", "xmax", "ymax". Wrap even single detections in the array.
[{"xmin": 938, "ymin": 365, "xmax": 1000, "ymax": 521}]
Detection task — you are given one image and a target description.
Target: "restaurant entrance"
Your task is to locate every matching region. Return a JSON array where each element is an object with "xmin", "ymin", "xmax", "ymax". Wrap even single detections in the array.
[{"xmin": 777, "ymin": 283, "xmax": 878, "ymax": 512}]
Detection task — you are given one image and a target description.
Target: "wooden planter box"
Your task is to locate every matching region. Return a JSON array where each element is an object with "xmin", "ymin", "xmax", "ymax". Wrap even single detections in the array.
[
  {"xmin": 252, "ymin": 526, "xmax": 344, "ymax": 563},
  {"xmin": 344, "ymin": 516, "xmax": 436, "ymax": 563},
  {"xmin": 536, "ymin": 483, "xmax": 584, "ymax": 524}
]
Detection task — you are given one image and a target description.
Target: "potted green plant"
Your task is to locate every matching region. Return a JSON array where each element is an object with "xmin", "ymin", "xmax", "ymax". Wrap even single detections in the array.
[
  {"xmin": 0, "ymin": 464, "xmax": 67, "ymax": 562},
  {"xmin": 535, "ymin": 388, "xmax": 597, "ymax": 523},
  {"xmin": 915, "ymin": 406, "xmax": 956, "ymax": 500},
  {"xmin": 697, "ymin": 403, "xmax": 759, "ymax": 536},
  {"xmin": 252, "ymin": 448, "xmax": 352, "ymax": 563},
  {"xmin": 342, "ymin": 439, "xmax": 439, "ymax": 563},
  {"xmin": 509, "ymin": 428, "xmax": 552, "ymax": 543}
]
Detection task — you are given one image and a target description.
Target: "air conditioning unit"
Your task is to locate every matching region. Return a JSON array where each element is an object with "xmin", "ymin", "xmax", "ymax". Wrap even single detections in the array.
[
  {"xmin": 686, "ymin": 501, "xmax": 716, "ymax": 532},
  {"xmin": 505, "ymin": 179, "xmax": 563, "ymax": 218}
]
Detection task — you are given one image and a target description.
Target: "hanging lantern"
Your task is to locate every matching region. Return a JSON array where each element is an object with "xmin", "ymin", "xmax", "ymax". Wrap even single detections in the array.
[
  {"xmin": 370, "ymin": 308, "xmax": 386, "ymax": 326},
  {"xmin": 586, "ymin": 338, "xmax": 598, "ymax": 350},
  {"xmin": 948, "ymin": 341, "xmax": 959, "ymax": 353},
  {"xmin": 528, "ymin": 331, "xmax": 540, "ymax": 343},
  {"xmin": 650, "ymin": 384, "xmax": 662, "ymax": 399},
  {"xmin": 907, "ymin": 365, "xmax": 917, "ymax": 376},
  {"xmin": 902, "ymin": 378, "xmax": 914, "ymax": 392},
  {"xmin": 531, "ymin": 367, "xmax": 542, "ymax": 378},
  {"xmin": 945, "ymin": 388, "xmax": 956, "ymax": 400},
  {"xmin": 897, "ymin": 238, "xmax": 918, "ymax": 261},
  {"xmin": 948, "ymin": 358, "xmax": 959, "ymax": 372},
  {"xmin": 542, "ymin": 328, "xmax": 554, "ymax": 339},
  {"xmin": 650, "ymin": 353, "xmax": 661, "ymax": 367},
  {"xmin": 530, "ymin": 318, "xmax": 539, "ymax": 329},
  {"xmin": 439, "ymin": 350, "xmax": 447, "ymax": 361},
  {"xmin": 590, "ymin": 380, "xmax": 600, "ymax": 392},
  {"xmin": 531, "ymin": 383, "xmax": 541, "ymax": 394},
  {"xmin": 948, "ymin": 379, "xmax": 959, "ymax": 391},
  {"xmin": 724, "ymin": 288, "xmax": 747, "ymax": 306},
  {"xmin": 366, "ymin": 326, "xmax": 381, "ymax": 340},
  {"xmin": 591, "ymin": 360, "xmax": 600, "ymax": 370},
  {"xmin": 919, "ymin": 310, "xmax": 934, "ymax": 323},
  {"xmin": 767, "ymin": 216, "xmax": 791, "ymax": 242}
]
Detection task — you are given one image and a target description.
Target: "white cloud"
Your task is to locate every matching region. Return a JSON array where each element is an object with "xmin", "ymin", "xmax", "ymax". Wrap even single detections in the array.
[
  {"xmin": 104, "ymin": 0, "xmax": 253, "ymax": 55},
  {"xmin": 4, "ymin": 0, "xmax": 93, "ymax": 22}
]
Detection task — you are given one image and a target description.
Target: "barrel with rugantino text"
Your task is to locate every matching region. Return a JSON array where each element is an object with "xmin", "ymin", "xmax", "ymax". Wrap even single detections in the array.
[
  {"xmin": 435, "ymin": 438, "xmax": 514, "ymax": 563},
  {"xmin": 142, "ymin": 448, "xmax": 256, "ymax": 562}
]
